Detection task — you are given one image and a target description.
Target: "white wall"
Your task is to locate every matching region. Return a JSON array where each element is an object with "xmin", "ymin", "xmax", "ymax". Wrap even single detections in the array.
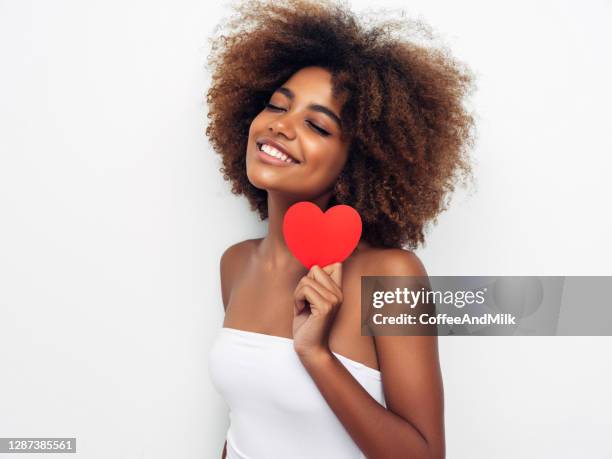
[{"xmin": 0, "ymin": 0, "xmax": 610, "ymax": 458}]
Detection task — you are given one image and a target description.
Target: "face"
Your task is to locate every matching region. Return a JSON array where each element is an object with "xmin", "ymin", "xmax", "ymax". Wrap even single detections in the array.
[{"xmin": 246, "ymin": 66, "xmax": 350, "ymax": 200}]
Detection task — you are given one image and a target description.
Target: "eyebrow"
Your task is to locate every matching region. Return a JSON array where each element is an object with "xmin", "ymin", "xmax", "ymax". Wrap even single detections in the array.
[{"xmin": 274, "ymin": 86, "xmax": 342, "ymax": 129}]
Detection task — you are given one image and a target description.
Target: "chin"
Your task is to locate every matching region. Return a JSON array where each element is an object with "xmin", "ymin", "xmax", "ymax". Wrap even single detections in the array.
[
  {"xmin": 246, "ymin": 155, "xmax": 292, "ymax": 192},
  {"xmin": 246, "ymin": 165, "xmax": 285, "ymax": 192},
  {"xmin": 246, "ymin": 172, "xmax": 306, "ymax": 197}
]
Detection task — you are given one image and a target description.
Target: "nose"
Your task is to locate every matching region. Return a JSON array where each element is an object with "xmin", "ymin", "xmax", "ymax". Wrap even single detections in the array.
[{"xmin": 267, "ymin": 112, "xmax": 297, "ymax": 140}]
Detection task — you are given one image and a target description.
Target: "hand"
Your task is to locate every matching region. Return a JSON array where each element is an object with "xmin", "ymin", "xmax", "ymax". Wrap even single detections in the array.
[{"xmin": 292, "ymin": 262, "xmax": 343, "ymax": 361}]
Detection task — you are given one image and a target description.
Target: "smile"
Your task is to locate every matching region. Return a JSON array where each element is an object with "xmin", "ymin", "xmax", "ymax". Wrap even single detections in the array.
[{"xmin": 256, "ymin": 142, "xmax": 300, "ymax": 165}]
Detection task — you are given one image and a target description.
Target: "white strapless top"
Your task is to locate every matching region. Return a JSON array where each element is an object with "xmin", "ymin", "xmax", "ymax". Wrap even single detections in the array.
[{"xmin": 208, "ymin": 327, "xmax": 386, "ymax": 459}]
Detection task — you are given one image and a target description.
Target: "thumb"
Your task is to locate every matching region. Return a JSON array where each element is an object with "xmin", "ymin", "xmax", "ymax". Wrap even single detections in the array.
[{"xmin": 323, "ymin": 262, "xmax": 342, "ymax": 287}]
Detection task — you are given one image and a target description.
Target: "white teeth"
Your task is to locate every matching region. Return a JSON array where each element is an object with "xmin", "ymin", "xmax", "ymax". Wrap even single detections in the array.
[{"xmin": 261, "ymin": 143, "xmax": 295, "ymax": 163}]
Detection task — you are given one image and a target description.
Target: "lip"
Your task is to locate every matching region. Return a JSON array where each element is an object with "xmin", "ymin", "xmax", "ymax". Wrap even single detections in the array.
[
  {"xmin": 256, "ymin": 149, "xmax": 296, "ymax": 167},
  {"xmin": 255, "ymin": 136, "xmax": 301, "ymax": 164}
]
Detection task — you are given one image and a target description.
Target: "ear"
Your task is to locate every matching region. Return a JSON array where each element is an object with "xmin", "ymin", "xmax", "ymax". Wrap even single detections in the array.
[{"xmin": 323, "ymin": 262, "xmax": 342, "ymax": 287}]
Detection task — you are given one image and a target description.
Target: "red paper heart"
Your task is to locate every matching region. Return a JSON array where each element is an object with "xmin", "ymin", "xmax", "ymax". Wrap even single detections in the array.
[{"xmin": 282, "ymin": 201, "xmax": 362, "ymax": 269}]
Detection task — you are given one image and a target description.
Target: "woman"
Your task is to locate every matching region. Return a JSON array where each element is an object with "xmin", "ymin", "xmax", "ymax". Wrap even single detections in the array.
[{"xmin": 206, "ymin": 0, "xmax": 475, "ymax": 457}]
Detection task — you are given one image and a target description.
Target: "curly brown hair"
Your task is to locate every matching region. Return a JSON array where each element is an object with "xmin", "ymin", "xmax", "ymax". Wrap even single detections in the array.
[{"xmin": 206, "ymin": 0, "xmax": 476, "ymax": 249}]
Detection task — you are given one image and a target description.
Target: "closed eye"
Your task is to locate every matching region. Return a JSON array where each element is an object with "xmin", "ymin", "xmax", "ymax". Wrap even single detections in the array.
[
  {"xmin": 265, "ymin": 102, "xmax": 285, "ymax": 112},
  {"xmin": 307, "ymin": 120, "xmax": 330, "ymax": 137},
  {"xmin": 265, "ymin": 102, "xmax": 330, "ymax": 137}
]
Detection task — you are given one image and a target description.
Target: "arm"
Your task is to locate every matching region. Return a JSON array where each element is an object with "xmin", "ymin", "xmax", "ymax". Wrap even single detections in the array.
[
  {"xmin": 297, "ymin": 250, "xmax": 444, "ymax": 459},
  {"xmin": 220, "ymin": 245, "xmax": 237, "ymax": 310},
  {"xmin": 219, "ymin": 239, "xmax": 254, "ymax": 309}
]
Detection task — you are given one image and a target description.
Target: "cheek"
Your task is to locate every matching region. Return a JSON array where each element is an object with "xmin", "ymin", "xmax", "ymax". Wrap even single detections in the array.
[
  {"xmin": 248, "ymin": 114, "xmax": 262, "ymax": 137},
  {"xmin": 304, "ymin": 138, "xmax": 347, "ymax": 171},
  {"xmin": 246, "ymin": 113, "xmax": 269, "ymax": 158},
  {"xmin": 302, "ymin": 140, "xmax": 348, "ymax": 187},
  {"xmin": 247, "ymin": 110, "xmax": 271, "ymax": 141}
]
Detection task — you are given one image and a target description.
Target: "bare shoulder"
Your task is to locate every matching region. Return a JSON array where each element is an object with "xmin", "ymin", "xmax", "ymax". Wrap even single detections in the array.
[
  {"xmin": 219, "ymin": 238, "xmax": 260, "ymax": 310},
  {"xmin": 220, "ymin": 238, "xmax": 259, "ymax": 269},
  {"xmin": 342, "ymin": 245, "xmax": 429, "ymax": 321},
  {"xmin": 352, "ymin": 246, "xmax": 428, "ymax": 277}
]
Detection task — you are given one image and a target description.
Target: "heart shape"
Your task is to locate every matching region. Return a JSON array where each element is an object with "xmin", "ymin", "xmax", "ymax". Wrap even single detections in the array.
[{"xmin": 282, "ymin": 201, "xmax": 362, "ymax": 269}]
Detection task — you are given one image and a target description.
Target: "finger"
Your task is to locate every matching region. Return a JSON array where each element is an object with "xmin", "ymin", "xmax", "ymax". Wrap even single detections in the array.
[
  {"xmin": 322, "ymin": 262, "xmax": 342, "ymax": 287},
  {"xmin": 294, "ymin": 291, "xmax": 307, "ymax": 316},
  {"xmin": 310, "ymin": 265, "xmax": 343, "ymax": 300},
  {"xmin": 304, "ymin": 279, "xmax": 342, "ymax": 303},
  {"xmin": 294, "ymin": 280, "xmax": 310, "ymax": 316},
  {"xmin": 294, "ymin": 275, "xmax": 318, "ymax": 301},
  {"xmin": 295, "ymin": 284, "xmax": 334, "ymax": 317},
  {"xmin": 297, "ymin": 277, "xmax": 339, "ymax": 305},
  {"xmin": 295, "ymin": 275, "xmax": 310, "ymax": 291}
]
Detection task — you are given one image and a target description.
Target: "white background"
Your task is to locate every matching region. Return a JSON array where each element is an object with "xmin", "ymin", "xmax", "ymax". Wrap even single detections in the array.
[{"xmin": 1, "ymin": 0, "xmax": 611, "ymax": 458}]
